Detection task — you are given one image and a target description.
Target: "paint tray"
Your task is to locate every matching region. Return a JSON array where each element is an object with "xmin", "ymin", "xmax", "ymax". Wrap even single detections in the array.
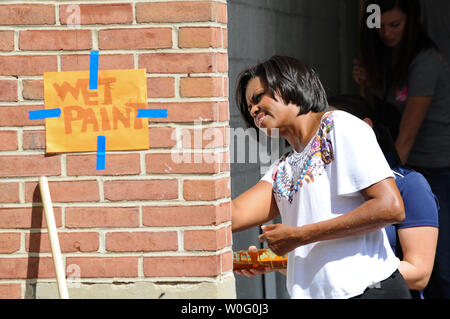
[{"xmin": 233, "ymin": 248, "xmax": 288, "ymax": 270}]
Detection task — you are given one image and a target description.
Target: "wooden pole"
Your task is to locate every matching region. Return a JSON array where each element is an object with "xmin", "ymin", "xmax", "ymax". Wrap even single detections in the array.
[{"xmin": 39, "ymin": 176, "xmax": 69, "ymax": 299}]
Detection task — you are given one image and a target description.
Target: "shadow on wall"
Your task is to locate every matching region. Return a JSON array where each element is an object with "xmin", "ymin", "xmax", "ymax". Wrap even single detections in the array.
[{"xmin": 25, "ymin": 186, "xmax": 44, "ymax": 298}]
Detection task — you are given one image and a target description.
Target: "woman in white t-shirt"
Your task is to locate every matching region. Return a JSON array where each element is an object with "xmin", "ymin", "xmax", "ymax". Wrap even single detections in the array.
[{"xmin": 231, "ymin": 55, "xmax": 411, "ymax": 299}]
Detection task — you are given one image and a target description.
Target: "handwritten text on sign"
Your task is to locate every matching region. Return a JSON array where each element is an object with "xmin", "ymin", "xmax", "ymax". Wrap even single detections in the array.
[{"xmin": 44, "ymin": 69, "xmax": 149, "ymax": 153}]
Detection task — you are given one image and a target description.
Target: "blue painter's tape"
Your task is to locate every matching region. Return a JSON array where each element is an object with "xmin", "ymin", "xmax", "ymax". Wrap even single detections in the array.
[
  {"xmin": 136, "ymin": 109, "xmax": 168, "ymax": 118},
  {"xmin": 29, "ymin": 108, "xmax": 62, "ymax": 120},
  {"xmin": 89, "ymin": 51, "xmax": 99, "ymax": 90},
  {"xmin": 96, "ymin": 135, "xmax": 106, "ymax": 171}
]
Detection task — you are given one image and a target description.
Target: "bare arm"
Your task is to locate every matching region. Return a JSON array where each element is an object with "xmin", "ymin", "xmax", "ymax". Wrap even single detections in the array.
[
  {"xmin": 259, "ymin": 177, "xmax": 405, "ymax": 256},
  {"xmin": 395, "ymin": 96, "xmax": 432, "ymax": 164},
  {"xmin": 397, "ymin": 226, "xmax": 438, "ymax": 290},
  {"xmin": 231, "ymin": 180, "xmax": 280, "ymax": 233}
]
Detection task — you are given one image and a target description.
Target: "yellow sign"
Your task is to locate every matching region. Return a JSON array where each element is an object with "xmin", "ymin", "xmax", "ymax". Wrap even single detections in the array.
[{"xmin": 43, "ymin": 69, "xmax": 149, "ymax": 153}]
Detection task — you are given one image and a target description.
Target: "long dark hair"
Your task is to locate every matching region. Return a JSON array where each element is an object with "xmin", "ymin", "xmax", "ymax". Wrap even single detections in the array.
[
  {"xmin": 360, "ymin": 0, "xmax": 437, "ymax": 91},
  {"xmin": 235, "ymin": 55, "xmax": 328, "ymax": 130}
]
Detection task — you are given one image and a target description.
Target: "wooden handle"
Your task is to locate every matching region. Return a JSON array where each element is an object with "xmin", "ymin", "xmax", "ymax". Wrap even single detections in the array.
[{"xmin": 39, "ymin": 176, "xmax": 69, "ymax": 299}]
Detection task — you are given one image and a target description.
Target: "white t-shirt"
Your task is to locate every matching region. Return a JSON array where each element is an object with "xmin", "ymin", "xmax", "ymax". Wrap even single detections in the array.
[{"xmin": 261, "ymin": 110, "xmax": 400, "ymax": 299}]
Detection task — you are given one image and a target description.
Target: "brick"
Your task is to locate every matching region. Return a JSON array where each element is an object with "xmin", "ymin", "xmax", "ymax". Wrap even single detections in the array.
[
  {"xmin": 181, "ymin": 126, "xmax": 229, "ymax": 149},
  {"xmin": 0, "ymin": 31, "xmax": 14, "ymax": 51},
  {"xmin": 148, "ymin": 127, "xmax": 177, "ymax": 148},
  {"xmin": 146, "ymin": 153, "xmax": 220, "ymax": 174},
  {"xmin": 22, "ymin": 130, "xmax": 45, "ymax": 150},
  {"xmin": 217, "ymin": 201, "xmax": 232, "ymax": 224},
  {"xmin": 218, "ymin": 101, "xmax": 229, "ymax": 122},
  {"xmin": 136, "ymin": 1, "xmax": 213, "ymax": 23},
  {"xmin": 0, "ymin": 80, "xmax": 17, "ymax": 101},
  {"xmin": 147, "ymin": 77, "xmax": 175, "ymax": 98},
  {"xmin": 0, "ymin": 182, "xmax": 19, "ymax": 203},
  {"xmin": 0, "ymin": 155, "xmax": 60, "ymax": 177},
  {"xmin": 26, "ymin": 232, "xmax": 99, "ymax": 253},
  {"xmin": 106, "ymin": 232, "xmax": 178, "ymax": 252},
  {"xmin": 66, "ymin": 154, "xmax": 140, "ymax": 176},
  {"xmin": 22, "ymin": 80, "xmax": 43, "ymax": 100},
  {"xmin": 99, "ymin": 28, "xmax": 172, "ymax": 50},
  {"xmin": 0, "ymin": 131, "xmax": 18, "ymax": 151},
  {"xmin": 104, "ymin": 179, "xmax": 178, "ymax": 201},
  {"xmin": 216, "ymin": 2, "xmax": 227, "ymax": 24},
  {"xmin": 178, "ymin": 27, "xmax": 222, "ymax": 48},
  {"xmin": 19, "ymin": 30, "xmax": 91, "ymax": 51},
  {"xmin": 221, "ymin": 250, "xmax": 233, "ymax": 272},
  {"xmin": 65, "ymin": 257, "xmax": 138, "ymax": 278},
  {"xmin": 143, "ymin": 205, "xmax": 225, "ymax": 227},
  {"xmin": 25, "ymin": 180, "xmax": 99, "ymax": 203},
  {"xmin": 184, "ymin": 228, "xmax": 227, "ymax": 251},
  {"xmin": 183, "ymin": 178, "xmax": 230, "ymax": 201},
  {"xmin": 224, "ymin": 76, "xmax": 229, "ymax": 97},
  {"xmin": 61, "ymin": 54, "xmax": 134, "ymax": 71},
  {"xmin": 0, "ymin": 284, "xmax": 21, "ymax": 299},
  {"xmin": 222, "ymin": 28, "xmax": 228, "ymax": 49},
  {"xmin": 147, "ymin": 102, "xmax": 219, "ymax": 123},
  {"xmin": 0, "ymin": 233, "xmax": 21, "ymax": 253},
  {"xmin": 219, "ymin": 151, "xmax": 230, "ymax": 172},
  {"xmin": 217, "ymin": 52, "xmax": 228, "ymax": 73},
  {"xmin": 144, "ymin": 255, "xmax": 221, "ymax": 277},
  {"xmin": 226, "ymin": 225, "xmax": 232, "ymax": 246},
  {"xmin": 0, "ymin": 4, "xmax": 55, "ymax": 25},
  {"xmin": 0, "ymin": 257, "xmax": 55, "ymax": 279},
  {"xmin": 136, "ymin": 1, "xmax": 227, "ymax": 24},
  {"xmin": 60, "ymin": 4, "xmax": 133, "ymax": 25},
  {"xmin": 0, "ymin": 105, "xmax": 45, "ymax": 127},
  {"xmin": 0, "ymin": 56, "xmax": 57, "ymax": 76},
  {"xmin": 0, "ymin": 207, "xmax": 62, "ymax": 229},
  {"xmin": 65, "ymin": 207, "xmax": 139, "ymax": 228},
  {"xmin": 139, "ymin": 52, "xmax": 222, "ymax": 74},
  {"xmin": 180, "ymin": 77, "xmax": 224, "ymax": 98}
]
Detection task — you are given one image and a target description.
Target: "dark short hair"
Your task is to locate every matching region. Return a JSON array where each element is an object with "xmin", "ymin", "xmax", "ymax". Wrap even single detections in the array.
[
  {"xmin": 235, "ymin": 55, "xmax": 329, "ymax": 129},
  {"xmin": 328, "ymin": 94, "xmax": 377, "ymax": 121},
  {"xmin": 328, "ymin": 94, "xmax": 400, "ymax": 163}
]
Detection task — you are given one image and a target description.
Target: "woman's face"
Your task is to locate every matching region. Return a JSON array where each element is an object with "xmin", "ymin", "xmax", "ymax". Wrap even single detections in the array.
[
  {"xmin": 377, "ymin": 8, "xmax": 407, "ymax": 48},
  {"xmin": 245, "ymin": 76, "xmax": 299, "ymax": 136}
]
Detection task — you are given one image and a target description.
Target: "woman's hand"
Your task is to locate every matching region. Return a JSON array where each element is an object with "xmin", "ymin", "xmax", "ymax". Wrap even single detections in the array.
[
  {"xmin": 234, "ymin": 246, "xmax": 275, "ymax": 277},
  {"xmin": 234, "ymin": 267, "xmax": 274, "ymax": 277},
  {"xmin": 352, "ymin": 58, "xmax": 384, "ymax": 98},
  {"xmin": 352, "ymin": 59, "xmax": 368, "ymax": 87},
  {"xmin": 258, "ymin": 224, "xmax": 302, "ymax": 256}
]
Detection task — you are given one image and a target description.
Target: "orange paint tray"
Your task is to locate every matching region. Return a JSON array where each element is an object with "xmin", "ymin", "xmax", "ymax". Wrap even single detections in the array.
[{"xmin": 233, "ymin": 248, "xmax": 288, "ymax": 270}]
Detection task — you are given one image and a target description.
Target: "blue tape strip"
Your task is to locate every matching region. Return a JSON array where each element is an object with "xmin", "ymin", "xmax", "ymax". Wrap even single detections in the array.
[
  {"xmin": 89, "ymin": 51, "xmax": 99, "ymax": 90},
  {"xmin": 96, "ymin": 135, "xmax": 106, "ymax": 171},
  {"xmin": 136, "ymin": 109, "xmax": 168, "ymax": 118},
  {"xmin": 29, "ymin": 108, "xmax": 62, "ymax": 120}
]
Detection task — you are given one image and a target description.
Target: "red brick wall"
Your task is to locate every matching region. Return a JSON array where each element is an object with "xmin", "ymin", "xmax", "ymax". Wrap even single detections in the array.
[{"xmin": 0, "ymin": 1, "xmax": 231, "ymax": 299}]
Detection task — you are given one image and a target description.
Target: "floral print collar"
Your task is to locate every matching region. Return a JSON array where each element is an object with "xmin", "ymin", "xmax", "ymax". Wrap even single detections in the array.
[{"xmin": 272, "ymin": 112, "xmax": 335, "ymax": 203}]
